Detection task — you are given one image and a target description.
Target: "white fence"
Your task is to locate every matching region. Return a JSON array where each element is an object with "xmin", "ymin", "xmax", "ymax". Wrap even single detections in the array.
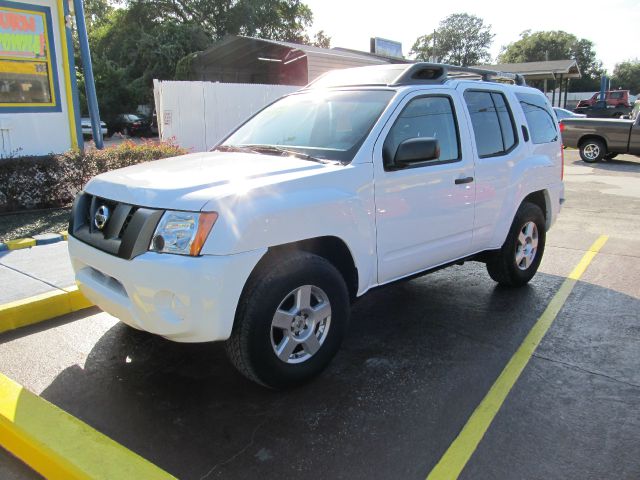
[{"xmin": 153, "ymin": 81, "xmax": 299, "ymax": 152}]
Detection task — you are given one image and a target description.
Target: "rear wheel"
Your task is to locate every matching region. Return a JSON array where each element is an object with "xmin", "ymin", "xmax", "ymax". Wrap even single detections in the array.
[
  {"xmin": 579, "ymin": 138, "xmax": 606, "ymax": 163},
  {"xmin": 486, "ymin": 202, "xmax": 546, "ymax": 287},
  {"xmin": 226, "ymin": 251, "xmax": 349, "ymax": 389}
]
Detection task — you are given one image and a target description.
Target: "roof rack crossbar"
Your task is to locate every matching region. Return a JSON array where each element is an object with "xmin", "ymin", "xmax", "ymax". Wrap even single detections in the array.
[{"xmin": 391, "ymin": 63, "xmax": 527, "ymax": 86}]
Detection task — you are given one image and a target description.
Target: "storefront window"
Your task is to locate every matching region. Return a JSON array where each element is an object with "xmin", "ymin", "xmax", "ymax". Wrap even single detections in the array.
[{"xmin": 0, "ymin": 2, "xmax": 59, "ymax": 110}]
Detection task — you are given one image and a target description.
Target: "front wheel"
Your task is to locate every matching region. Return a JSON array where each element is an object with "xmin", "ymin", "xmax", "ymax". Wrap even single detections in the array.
[
  {"xmin": 579, "ymin": 139, "xmax": 606, "ymax": 163},
  {"xmin": 226, "ymin": 251, "xmax": 350, "ymax": 389},
  {"xmin": 486, "ymin": 202, "xmax": 546, "ymax": 287}
]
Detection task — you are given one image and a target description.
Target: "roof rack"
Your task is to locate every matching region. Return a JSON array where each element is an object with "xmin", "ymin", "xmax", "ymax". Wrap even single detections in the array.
[
  {"xmin": 390, "ymin": 63, "xmax": 527, "ymax": 86},
  {"xmin": 305, "ymin": 62, "xmax": 527, "ymax": 89}
]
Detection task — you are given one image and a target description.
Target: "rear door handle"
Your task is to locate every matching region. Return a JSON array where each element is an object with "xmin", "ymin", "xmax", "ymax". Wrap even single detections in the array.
[{"xmin": 455, "ymin": 176, "xmax": 474, "ymax": 185}]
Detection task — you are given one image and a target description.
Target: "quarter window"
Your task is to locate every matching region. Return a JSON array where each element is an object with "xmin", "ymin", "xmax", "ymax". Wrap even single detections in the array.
[
  {"xmin": 516, "ymin": 92, "xmax": 558, "ymax": 144},
  {"xmin": 464, "ymin": 90, "xmax": 517, "ymax": 157},
  {"xmin": 383, "ymin": 95, "xmax": 459, "ymax": 165}
]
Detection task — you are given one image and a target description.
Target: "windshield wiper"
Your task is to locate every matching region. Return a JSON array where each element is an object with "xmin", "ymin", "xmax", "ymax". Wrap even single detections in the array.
[{"xmin": 242, "ymin": 145, "xmax": 333, "ymax": 164}]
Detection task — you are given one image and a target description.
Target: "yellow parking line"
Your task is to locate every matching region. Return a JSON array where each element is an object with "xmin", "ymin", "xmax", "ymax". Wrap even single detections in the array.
[
  {"xmin": 426, "ymin": 235, "xmax": 609, "ymax": 480},
  {"xmin": 0, "ymin": 286, "xmax": 93, "ymax": 334},
  {"xmin": 0, "ymin": 373, "xmax": 176, "ymax": 479}
]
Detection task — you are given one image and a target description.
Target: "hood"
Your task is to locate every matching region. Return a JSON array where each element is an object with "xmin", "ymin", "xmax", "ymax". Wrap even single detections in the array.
[{"xmin": 84, "ymin": 151, "xmax": 340, "ymax": 211}]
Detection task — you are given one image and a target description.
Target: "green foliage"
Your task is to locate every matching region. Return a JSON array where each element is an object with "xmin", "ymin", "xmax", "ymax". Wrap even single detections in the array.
[
  {"xmin": 410, "ymin": 13, "xmax": 494, "ymax": 66},
  {"xmin": 0, "ymin": 140, "xmax": 187, "ymax": 212},
  {"xmin": 312, "ymin": 30, "xmax": 331, "ymax": 49},
  {"xmin": 79, "ymin": 0, "xmax": 315, "ymax": 119},
  {"xmin": 140, "ymin": 0, "xmax": 313, "ymax": 42},
  {"xmin": 498, "ymin": 30, "xmax": 604, "ymax": 91},
  {"xmin": 612, "ymin": 59, "xmax": 640, "ymax": 95}
]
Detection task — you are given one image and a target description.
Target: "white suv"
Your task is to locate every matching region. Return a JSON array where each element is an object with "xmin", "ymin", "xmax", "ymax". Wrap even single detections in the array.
[{"xmin": 68, "ymin": 63, "xmax": 564, "ymax": 388}]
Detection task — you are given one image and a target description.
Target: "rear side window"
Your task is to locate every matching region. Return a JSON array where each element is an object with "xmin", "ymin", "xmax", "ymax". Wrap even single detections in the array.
[
  {"xmin": 516, "ymin": 92, "xmax": 558, "ymax": 144},
  {"xmin": 464, "ymin": 90, "xmax": 517, "ymax": 157}
]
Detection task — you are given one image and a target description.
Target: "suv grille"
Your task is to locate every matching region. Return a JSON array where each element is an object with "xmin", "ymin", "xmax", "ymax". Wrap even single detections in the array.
[{"xmin": 69, "ymin": 192, "xmax": 164, "ymax": 260}]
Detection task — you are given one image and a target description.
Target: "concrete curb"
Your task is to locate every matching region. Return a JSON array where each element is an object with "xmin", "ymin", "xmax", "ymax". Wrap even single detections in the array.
[
  {"xmin": 0, "ymin": 231, "xmax": 68, "ymax": 252},
  {"xmin": 0, "ymin": 373, "xmax": 176, "ymax": 479},
  {"xmin": 0, "ymin": 286, "xmax": 93, "ymax": 335}
]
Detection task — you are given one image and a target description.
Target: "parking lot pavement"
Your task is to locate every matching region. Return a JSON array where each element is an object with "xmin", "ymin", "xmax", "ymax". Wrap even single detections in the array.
[{"xmin": 1, "ymin": 151, "xmax": 639, "ymax": 479}]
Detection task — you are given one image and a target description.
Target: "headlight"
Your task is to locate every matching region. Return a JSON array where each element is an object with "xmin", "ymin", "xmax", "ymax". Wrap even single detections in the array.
[{"xmin": 150, "ymin": 211, "xmax": 218, "ymax": 256}]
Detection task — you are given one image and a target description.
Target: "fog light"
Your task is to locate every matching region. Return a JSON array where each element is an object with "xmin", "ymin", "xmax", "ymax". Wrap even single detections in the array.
[{"xmin": 152, "ymin": 235, "xmax": 165, "ymax": 251}]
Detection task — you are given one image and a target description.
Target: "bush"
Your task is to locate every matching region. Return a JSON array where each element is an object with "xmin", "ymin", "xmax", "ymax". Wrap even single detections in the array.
[{"xmin": 0, "ymin": 140, "xmax": 187, "ymax": 213}]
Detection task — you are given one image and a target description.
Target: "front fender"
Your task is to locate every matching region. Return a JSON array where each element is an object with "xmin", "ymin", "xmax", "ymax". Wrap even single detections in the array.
[{"xmin": 200, "ymin": 169, "xmax": 377, "ymax": 294}]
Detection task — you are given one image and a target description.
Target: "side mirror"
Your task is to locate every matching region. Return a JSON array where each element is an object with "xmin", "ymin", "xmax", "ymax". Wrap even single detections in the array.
[{"xmin": 393, "ymin": 137, "xmax": 440, "ymax": 168}]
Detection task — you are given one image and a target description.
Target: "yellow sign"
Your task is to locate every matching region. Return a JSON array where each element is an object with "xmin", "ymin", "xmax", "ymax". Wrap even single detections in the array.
[{"xmin": 0, "ymin": 58, "xmax": 47, "ymax": 75}]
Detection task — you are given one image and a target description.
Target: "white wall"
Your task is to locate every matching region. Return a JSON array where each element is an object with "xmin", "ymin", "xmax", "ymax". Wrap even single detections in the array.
[
  {"xmin": 154, "ymin": 81, "xmax": 299, "ymax": 152},
  {"xmin": 0, "ymin": 0, "xmax": 74, "ymax": 157}
]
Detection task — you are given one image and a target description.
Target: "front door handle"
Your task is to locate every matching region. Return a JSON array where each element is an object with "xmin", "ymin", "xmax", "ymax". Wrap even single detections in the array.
[{"xmin": 455, "ymin": 176, "xmax": 474, "ymax": 185}]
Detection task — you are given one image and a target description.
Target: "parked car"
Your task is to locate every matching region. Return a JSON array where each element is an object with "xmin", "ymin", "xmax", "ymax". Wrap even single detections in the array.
[
  {"xmin": 107, "ymin": 114, "xmax": 151, "ymax": 137},
  {"xmin": 68, "ymin": 63, "xmax": 564, "ymax": 388},
  {"xmin": 553, "ymin": 107, "xmax": 585, "ymax": 121},
  {"xmin": 81, "ymin": 117, "xmax": 108, "ymax": 138},
  {"xmin": 574, "ymin": 100, "xmax": 631, "ymax": 118},
  {"xmin": 561, "ymin": 106, "xmax": 640, "ymax": 162},
  {"xmin": 576, "ymin": 90, "xmax": 631, "ymax": 108}
]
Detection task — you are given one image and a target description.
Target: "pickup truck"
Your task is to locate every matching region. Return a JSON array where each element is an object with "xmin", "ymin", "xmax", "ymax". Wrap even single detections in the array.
[
  {"xmin": 561, "ymin": 107, "xmax": 640, "ymax": 162},
  {"xmin": 68, "ymin": 63, "xmax": 564, "ymax": 388},
  {"xmin": 574, "ymin": 100, "xmax": 631, "ymax": 119}
]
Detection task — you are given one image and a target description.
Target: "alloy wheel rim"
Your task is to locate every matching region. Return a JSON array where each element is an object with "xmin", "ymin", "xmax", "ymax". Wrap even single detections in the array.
[
  {"xmin": 515, "ymin": 221, "xmax": 539, "ymax": 271},
  {"xmin": 584, "ymin": 144, "xmax": 600, "ymax": 160},
  {"xmin": 270, "ymin": 285, "xmax": 332, "ymax": 364}
]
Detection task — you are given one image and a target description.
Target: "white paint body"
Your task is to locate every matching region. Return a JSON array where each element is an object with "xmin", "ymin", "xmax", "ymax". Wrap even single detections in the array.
[{"xmin": 70, "ymin": 80, "xmax": 564, "ymax": 342}]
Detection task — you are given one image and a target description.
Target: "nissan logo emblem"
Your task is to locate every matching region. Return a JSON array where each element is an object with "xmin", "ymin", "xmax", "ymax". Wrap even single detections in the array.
[{"xmin": 94, "ymin": 205, "xmax": 110, "ymax": 230}]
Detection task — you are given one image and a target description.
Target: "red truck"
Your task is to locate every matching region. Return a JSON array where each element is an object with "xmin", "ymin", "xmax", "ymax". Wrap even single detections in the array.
[{"xmin": 576, "ymin": 90, "xmax": 631, "ymax": 108}]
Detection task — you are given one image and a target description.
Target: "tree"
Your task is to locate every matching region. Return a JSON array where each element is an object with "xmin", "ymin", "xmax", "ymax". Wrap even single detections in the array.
[
  {"xmin": 84, "ymin": 2, "xmax": 210, "ymax": 117},
  {"xmin": 311, "ymin": 30, "xmax": 331, "ymax": 49},
  {"xmin": 498, "ymin": 31, "xmax": 604, "ymax": 91},
  {"xmin": 611, "ymin": 59, "xmax": 640, "ymax": 95},
  {"xmin": 410, "ymin": 13, "xmax": 494, "ymax": 66},
  {"xmin": 82, "ymin": 0, "xmax": 316, "ymax": 117},
  {"xmin": 128, "ymin": 0, "xmax": 313, "ymax": 43}
]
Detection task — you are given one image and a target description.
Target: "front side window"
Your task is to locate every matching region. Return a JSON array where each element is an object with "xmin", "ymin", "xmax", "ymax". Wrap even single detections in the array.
[
  {"xmin": 516, "ymin": 92, "xmax": 558, "ymax": 144},
  {"xmin": 223, "ymin": 90, "xmax": 394, "ymax": 163},
  {"xmin": 464, "ymin": 90, "xmax": 517, "ymax": 157},
  {"xmin": 383, "ymin": 95, "xmax": 460, "ymax": 164}
]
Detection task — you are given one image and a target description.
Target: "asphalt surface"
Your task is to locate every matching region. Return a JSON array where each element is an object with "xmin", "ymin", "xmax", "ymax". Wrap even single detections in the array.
[{"xmin": 1, "ymin": 150, "xmax": 639, "ymax": 479}]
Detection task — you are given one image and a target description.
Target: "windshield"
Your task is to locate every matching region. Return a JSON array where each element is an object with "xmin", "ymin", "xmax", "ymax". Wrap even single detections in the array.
[{"xmin": 221, "ymin": 90, "xmax": 395, "ymax": 162}]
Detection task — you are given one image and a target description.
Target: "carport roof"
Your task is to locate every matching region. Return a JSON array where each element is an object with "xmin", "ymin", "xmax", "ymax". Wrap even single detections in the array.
[
  {"xmin": 194, "ymin": 35, "xmax": 402, "ymax": 68},
  {"xmin": 472, "ymin": 59, "xmax": 582, "ymax": 80}
]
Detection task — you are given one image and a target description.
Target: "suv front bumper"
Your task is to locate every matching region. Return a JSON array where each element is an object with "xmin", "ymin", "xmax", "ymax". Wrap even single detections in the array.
[{"xmin": 68, "ymin": 236, "xmax": 265, "ymax": 342}]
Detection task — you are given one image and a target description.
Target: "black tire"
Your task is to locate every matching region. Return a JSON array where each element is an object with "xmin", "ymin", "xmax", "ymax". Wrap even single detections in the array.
[
  {"xmin": 486, "ymin": 202, "xmax": 546, "ymax": 287},
  {"xmin": 579, "ymin": 138, "xmax": 606, "ymax": 163},
  {"xmin": 225, "ymin": 251, "xmax": 350, "ymax": 389},
  {"xmin": 604, "ymin": 153, "xmax": 618, "ymax": 160}
]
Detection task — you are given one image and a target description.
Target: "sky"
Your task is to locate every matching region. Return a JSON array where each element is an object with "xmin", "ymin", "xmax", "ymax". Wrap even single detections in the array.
[{"xmin": 304, "ymin": 0, "xmax": 640, "ymax": 73}]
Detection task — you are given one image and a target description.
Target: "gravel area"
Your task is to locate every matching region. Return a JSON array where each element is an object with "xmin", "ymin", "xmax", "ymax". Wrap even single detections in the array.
[{"xmin": 0, "ymin": 208, "xmax": 71, "ymax": 242}]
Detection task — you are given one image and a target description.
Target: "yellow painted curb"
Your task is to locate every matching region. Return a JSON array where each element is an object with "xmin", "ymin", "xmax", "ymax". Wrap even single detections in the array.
[
  {"xmin": 0, "ymin": 373, "xmax": 176, "ymax": 479},
  {"xmin": 0, "ymin": 286, "xmax": 93, "ymax": 334},
  {"xmin": 60, "ymin": 231, "xmax": 69, "ymax": 241},
  {"xmin": 5, "ymin": 238, "xmax": 36, "ymax": 250}
]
